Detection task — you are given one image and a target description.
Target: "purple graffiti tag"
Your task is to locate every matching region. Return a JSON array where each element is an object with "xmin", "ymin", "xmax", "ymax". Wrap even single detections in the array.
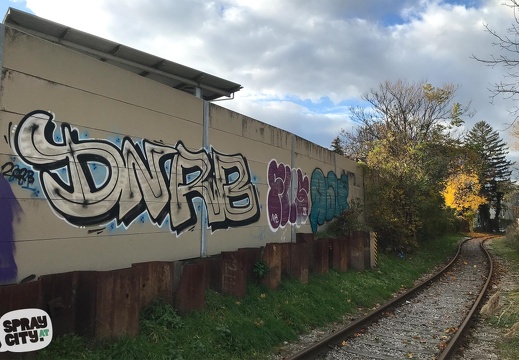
[
  {"xmin": 267, "ymin": 160, "xmax": 309, "ymax": 231},
  {"xmin": 0, "ymin": 176, "xmax": 21, "ymax": 284},
  {"xmin": 267, "ymin": 160, "xmax": 290, "ymax": 229},
  {"xmin": 295, "ymin": 168, "xmax": 310, "ymax": 223}
]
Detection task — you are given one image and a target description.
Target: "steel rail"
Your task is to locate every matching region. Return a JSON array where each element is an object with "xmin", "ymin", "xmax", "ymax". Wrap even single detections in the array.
[
  {"xmin": 287, "ymin": 237, "xmax": 479, "ymax": 360},
  {"xmin": 437, "ymin": 238, "xmax": 494, "ymax": 359}
]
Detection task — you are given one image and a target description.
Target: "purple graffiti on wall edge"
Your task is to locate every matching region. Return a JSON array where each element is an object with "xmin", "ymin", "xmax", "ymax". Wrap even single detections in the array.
[{"xmin": 0, "ymin": 176, "xmax": 21, "ymax": 284}]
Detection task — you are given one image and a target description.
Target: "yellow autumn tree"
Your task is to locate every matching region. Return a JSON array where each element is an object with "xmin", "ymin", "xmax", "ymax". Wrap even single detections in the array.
[{"xmin": 442, "ymin": 171, "xmax": 486, "ymax": 217}]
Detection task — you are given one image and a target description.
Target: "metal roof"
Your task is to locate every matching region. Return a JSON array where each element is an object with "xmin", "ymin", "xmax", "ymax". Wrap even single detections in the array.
[{"xmin": 2, "ymin": 8, "xmax": 242, "ymax": 101}]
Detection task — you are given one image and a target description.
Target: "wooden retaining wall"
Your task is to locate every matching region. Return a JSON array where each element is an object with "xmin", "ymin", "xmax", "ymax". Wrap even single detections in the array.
[{"xmin": 0, "ymin": 232, "xmax": 374, "ymax": 344}]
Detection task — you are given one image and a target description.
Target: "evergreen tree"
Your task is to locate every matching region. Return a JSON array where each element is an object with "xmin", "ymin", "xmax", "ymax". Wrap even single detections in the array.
[
  {"xmin": 465, "ymin": 121, "xmax": 513, "ymax": 232},
  {"xmin": 330, "ymin": 136, "xmax": 344, "ymax": 155}
]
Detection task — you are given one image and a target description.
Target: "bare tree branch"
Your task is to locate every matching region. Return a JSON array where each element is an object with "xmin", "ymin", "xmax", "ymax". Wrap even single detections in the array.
[{"xmin": 472, "ymin": 0, "xmax": 519, "ymax": 123}]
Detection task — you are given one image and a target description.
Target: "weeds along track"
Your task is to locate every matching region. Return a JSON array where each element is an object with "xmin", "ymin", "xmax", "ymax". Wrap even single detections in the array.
[{"xmin": 288, "ymin": 237, "xmax": 494, "ymax": 360}]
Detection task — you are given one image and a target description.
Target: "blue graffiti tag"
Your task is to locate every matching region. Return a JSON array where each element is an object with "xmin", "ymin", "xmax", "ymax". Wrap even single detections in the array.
[{"xmin": 309, "ymin": 169, "xmax": 349, "ymax": 233}]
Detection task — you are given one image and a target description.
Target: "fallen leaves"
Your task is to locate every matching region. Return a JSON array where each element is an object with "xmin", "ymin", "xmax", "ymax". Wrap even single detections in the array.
[{"xmin": 444, "ymin": 326, "xmax": 458, "ymax": 334}]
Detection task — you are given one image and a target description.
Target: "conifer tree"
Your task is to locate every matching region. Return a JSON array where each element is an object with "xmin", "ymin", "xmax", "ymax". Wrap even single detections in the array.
[
  {"xmin": 465, "ymin": 121, "xmax": 513, "ymax": 232},
  {"xmin": 330, "ymin": 136, "xmax": 344, "ymax": 155}
]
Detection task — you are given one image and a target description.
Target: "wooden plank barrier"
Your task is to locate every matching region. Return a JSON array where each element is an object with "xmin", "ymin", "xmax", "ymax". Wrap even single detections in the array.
[{"xmin": 0, "ymin": 231, "xmax": 373, "ymax": 342}]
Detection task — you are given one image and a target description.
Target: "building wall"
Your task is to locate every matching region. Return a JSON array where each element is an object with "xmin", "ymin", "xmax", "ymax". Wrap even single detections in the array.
[{"xmin": 0, "ymin": 25, "xmax": 363, "ymax": 285}]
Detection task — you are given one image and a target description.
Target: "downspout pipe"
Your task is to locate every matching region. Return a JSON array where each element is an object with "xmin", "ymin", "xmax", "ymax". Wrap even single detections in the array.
[
  {"xmin": 0, "ymin": 24, "xmax": 5, "ymax": 90},
  {"xmin": 291, "ymin": 134, "xmax": 296, "ymax": 243},
  {"xmin": 197, "ymin": 86, "xmax": 209, "ymax": 257}
]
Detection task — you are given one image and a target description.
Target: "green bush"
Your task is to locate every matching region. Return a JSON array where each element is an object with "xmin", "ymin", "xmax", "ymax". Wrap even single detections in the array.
[
  {"xmin": 140, "ymin": 298, "xmax": 183, "ymax": 344},
  {"xmin": 505, "ymin": 224, "xmax": 519, "ymax": 252},
  {"xmin": 252, "ymin": 260, "xmax": 271, "ymax": 281},
  {"xmin": 328, "ymin": 199, "xmax": 369, "ymax": 236}
]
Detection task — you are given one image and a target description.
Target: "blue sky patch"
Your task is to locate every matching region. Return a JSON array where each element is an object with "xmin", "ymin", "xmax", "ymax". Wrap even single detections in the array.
[
  {"xmin": 442, "ymin": 0, "xmax": 481, "ymax": 8},
  {"xmin": 285, "ymin": 96, "xmax": 369, "ymax": 115}
]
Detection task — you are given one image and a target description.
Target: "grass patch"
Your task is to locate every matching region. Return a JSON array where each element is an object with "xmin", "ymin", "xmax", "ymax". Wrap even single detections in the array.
[
  {"xmin": 486, "ymin": 236, "xmax": 519, "ymax": 359},
  {"xmin": 37, "ymin": 235, "xmax": 460, "ymax": 360}
]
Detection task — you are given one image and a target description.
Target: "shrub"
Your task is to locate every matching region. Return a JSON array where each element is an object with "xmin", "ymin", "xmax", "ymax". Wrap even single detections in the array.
[
  {"xmin": 328, "ymin": 199, "xmax": 369, "ymax": 237},
  {"xmin": 140, "ymin": 298, "xmax": 183, "ymax": 343},
  {"xmin": 252, "ymin": 260, "xmax": 270, "ymax": 281},
  {"xmin": 505, "ymin": 224, "xmax": 519, "ymax": 252}
]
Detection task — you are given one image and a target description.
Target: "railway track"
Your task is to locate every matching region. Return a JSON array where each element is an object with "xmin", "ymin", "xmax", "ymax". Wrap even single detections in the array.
[{"xmin": 287, "ymin": 236, "xmax": 494, "ymax": 360}]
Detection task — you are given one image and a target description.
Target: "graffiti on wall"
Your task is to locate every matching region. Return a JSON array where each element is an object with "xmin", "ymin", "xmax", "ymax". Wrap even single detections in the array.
[
  {"xmin": 266, "ymin": 160, "xmax": 309, "ymax": 231},
  {"xmin": 0, "ymin": 176, "xmax": 22, "ymax": 284},
  {"xmin": 10, "ymin": 110, "xmax": 260, "ymax": 235},
  {"xmin": 1, "ymin": 161, "xmax": 36, "ymax": 189},
  {"xmin": 309, "ymin": 168, "xmax": 349, "ymax": 233}
]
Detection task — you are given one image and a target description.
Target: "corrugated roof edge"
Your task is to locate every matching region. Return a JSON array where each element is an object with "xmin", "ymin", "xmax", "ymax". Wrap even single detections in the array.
[{"xmin": 2, "ymin": 7, "xmax": 242, "ymax": 101}]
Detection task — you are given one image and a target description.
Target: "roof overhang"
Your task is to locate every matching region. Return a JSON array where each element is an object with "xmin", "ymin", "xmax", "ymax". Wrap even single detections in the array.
[{"xmin": 2, "ymin": 8, "xmax": 242, "ymax": 101}]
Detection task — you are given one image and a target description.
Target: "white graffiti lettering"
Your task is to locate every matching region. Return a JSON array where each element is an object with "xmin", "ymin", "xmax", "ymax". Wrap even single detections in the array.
[{"xmin": 12, "ymin": 110, "xmax": 260, "ymax": 234}]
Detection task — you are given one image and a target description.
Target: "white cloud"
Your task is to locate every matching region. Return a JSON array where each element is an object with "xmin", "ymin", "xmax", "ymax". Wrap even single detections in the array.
[{"xmin": 15, "ymin": 0, "xmax": 519, "ymax": 151}]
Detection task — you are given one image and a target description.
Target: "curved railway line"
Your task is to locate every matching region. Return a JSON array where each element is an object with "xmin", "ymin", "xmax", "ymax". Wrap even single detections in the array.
[{"xmin": 287, "ymin": 236, "xmax": 494, "ymax": 360}]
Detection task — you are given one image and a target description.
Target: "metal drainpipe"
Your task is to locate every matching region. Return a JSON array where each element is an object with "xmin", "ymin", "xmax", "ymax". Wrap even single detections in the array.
[
  {"xmin": 0, "ymin": 25, "xmax": 5, "ymax": 91},
  {"xmin": 197, "ymin": 86, "xmax": 209, "ymax": 257},
  {"xmin": 333, "ymin": 150, "xmax": 337, "ymax": 178},
  {"xmin": 291, "ymin": 134, "xmax": 296, "ymax": 243}
]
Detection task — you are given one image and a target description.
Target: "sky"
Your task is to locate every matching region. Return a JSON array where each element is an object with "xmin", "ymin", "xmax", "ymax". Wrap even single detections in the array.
[{"xmin": 1, "ymin": 0, "xmax": 519, "ymax": 170}]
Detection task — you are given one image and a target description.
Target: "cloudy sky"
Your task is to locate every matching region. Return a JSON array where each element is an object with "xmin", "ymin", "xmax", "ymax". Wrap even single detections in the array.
[{"xmin": 2, "ymin": 0, "xmax": 519, "ymax": 166}]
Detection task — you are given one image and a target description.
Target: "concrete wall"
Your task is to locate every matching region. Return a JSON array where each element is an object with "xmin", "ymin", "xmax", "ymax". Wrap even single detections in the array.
[{"xmin": 0, "ymin": 25, "xmax": 363, "ymax": 285}]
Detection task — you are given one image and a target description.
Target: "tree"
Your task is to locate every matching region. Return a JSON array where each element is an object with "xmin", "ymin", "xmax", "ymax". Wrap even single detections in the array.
[
  {"xmin": 342, "ymin": 80, "xmax": 466, "ymax": 161},
  {"xmin": 341, "ymin": 80, "xmax": 468, "ymax": 252},
  {"xmin": 330, "ymin": 136, "xmax": 344, "ymax": 155},
  {"xmin": 364, "ymin": 138, "xmax": 426, "ymax": 251},
  {"xmin": 472, "ymin": 0, "xmax": 519, "ymax": 120},
  {"xmin": 442, "ymin": 169, "xmax": 486, "ymax": 220},
  {"xmin": 465, "ymin": 121, "xmax": 513, "ymax": 232}
]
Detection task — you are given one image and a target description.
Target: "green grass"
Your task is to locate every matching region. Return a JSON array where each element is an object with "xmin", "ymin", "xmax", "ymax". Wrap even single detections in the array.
[
  {"xmin": 37, "ymin": 235, "xmax": 461, "ymax": 360},
  {"xmin": 486, "ymin": 236, "xmax": 519, "ymax": 359}
]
